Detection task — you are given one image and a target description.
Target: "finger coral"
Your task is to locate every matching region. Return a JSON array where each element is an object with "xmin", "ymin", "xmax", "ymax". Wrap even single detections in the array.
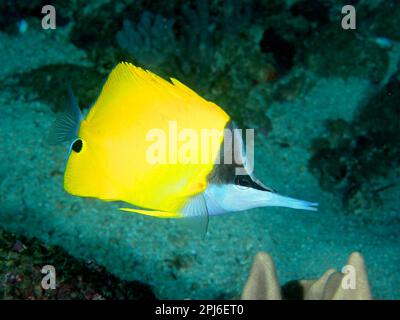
[{"xmin": 242, "ymin": 251, "xmax": 372, "ymax": 300}]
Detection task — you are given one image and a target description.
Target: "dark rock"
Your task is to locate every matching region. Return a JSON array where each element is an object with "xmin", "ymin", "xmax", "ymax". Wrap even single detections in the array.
[
  {"xmin": 0, "ymin": 228, "xmax": 156, "ymax": 300},
  {"xmin": 260, "ymin": 28, "xmax": 296, "ymax": 72}
]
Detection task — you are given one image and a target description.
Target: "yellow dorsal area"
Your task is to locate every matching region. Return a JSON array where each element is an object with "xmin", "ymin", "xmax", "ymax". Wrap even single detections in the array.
[{"xmin": 64, "ymin": 62, "xmax": 230, "ymax": 214}]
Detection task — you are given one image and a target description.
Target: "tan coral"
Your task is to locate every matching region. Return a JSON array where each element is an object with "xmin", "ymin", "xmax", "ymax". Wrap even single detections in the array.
[
  {"xmin": 241, "ymin": 251, "xmax": 372, "ymax": 300},
  {"xmin": 241, "ymin": 252, "xmax": 281, "ymax": 300}
]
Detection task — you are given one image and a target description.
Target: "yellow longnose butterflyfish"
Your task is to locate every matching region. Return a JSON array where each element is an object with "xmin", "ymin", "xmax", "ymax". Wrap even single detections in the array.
[{"xmin": 52, "ymin": 62, "xmax": 317, "ymax": 234}]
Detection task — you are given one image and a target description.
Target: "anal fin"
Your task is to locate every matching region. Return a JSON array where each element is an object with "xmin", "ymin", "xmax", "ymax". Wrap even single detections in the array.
[
  {"xmin": 119, "ymin": 207, "xmax": 182, "ymax": 218},
  {"xmin": 119, "ymin": 193, "xmax": 210, "ymax": 239}
]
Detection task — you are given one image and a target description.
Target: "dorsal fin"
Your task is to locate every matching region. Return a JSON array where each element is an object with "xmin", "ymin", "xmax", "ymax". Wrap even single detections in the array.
[{"xmin": 49, "ymin": 86, "xmax": 83, "ymax": 145}]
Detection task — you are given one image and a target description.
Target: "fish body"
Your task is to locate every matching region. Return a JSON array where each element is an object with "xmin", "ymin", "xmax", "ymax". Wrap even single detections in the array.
[{"xmin": 53, "ymin": 62, "xmax": 317, "ymax": 226}]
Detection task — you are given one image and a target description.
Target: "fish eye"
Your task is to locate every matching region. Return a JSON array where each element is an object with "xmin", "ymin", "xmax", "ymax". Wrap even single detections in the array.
[
  {"xmin": 235, "ymin": 175, "xmax": 251, "ymax": 188},
  {"xmin": 71, "ymin": 139, "xmax": 83, "ymax": 153}
]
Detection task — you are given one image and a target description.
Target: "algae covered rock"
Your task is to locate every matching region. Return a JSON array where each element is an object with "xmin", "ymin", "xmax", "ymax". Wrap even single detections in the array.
[
  {"xmin": 0, "ymin": 228, "xmax": 155, "ymax": 300},
  {"xmin": 305, "ymin": 25, "xmax": 389, "ymax": 83},
  {"xmin": 309, "ymin": 72, "xmax": 400, "ymax": 215}
]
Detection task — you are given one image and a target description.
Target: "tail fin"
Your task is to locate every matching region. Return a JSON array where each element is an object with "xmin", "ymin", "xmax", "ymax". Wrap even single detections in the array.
[{"xmin": 266, "ymin": 192, "xmax": 318, "ymax": 211}]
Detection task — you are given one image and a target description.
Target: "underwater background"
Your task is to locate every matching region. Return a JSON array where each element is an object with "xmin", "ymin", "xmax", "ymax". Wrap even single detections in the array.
[{"xmin": 0, "ymin": 0, "xmax": 399, "ymax": 299}]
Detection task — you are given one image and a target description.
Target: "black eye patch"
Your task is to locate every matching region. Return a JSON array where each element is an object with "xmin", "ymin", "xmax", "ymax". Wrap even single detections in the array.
[
  {"xmin": 72, "ymin": 139, "xmax": 83, "ymax": 153},
  {"xmin": 234, "ymin": 175, "xmax": 272, "ymax": 192},
  {"xmin": 234, "ymin": 175, "xmax": 252, "ymax": 188}
]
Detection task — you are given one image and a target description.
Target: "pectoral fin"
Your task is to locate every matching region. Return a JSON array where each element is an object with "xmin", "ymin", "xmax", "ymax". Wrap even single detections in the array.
[{"xmin": 180, "ymin": 193, "xmax": 209, "ymax": 239}]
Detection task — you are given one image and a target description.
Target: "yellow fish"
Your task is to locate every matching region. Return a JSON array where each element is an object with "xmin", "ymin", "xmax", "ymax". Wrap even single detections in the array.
[{"xmin": 52, "ymin": 62, "xmax": 317, "ymax": 232}]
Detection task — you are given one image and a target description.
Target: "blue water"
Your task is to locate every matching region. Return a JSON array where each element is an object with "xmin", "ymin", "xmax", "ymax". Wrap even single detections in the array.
[{"xmin": 0, "ymin": 0, "xmax": 399, "ymax": 300}]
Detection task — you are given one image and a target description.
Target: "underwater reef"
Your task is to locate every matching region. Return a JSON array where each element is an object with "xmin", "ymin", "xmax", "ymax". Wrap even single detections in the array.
[
  {"xmin": 0, "ymin": 228, "xmax": 155, "ymax": 299},
  {"xmin": 309, "ymin": 71, "xmax": 400, "ymax": 216},
  {"xmin": 0, "ymin": 0, "xmax": 399, "ymax": 300}
]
